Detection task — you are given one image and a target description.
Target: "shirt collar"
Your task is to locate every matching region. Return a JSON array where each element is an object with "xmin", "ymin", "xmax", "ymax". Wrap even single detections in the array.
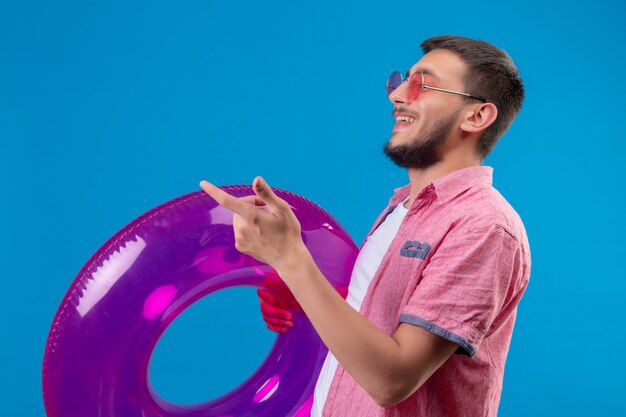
[{"xmin": 389, "ymin": 166, "xmax": 494, "ymax": 206}]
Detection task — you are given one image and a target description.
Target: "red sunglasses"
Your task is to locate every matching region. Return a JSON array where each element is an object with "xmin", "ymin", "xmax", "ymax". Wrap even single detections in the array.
[{"xmin": 386, "ymin": 71, "xmax": 486, "ymax": 103}]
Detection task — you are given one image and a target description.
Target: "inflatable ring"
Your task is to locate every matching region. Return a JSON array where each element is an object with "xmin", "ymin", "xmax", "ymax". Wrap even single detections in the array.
[{"xmin": 42, "ymin": 186, "xmax": 357, "ymax": 417}]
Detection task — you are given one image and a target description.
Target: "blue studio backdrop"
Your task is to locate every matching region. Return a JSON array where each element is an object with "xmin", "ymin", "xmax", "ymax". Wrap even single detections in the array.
[{"xmin": 1, "ymin": 1, "xmax": 624, "ymax": 416}]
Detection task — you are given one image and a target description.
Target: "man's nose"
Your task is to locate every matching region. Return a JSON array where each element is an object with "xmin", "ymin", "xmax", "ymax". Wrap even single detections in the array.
[{"xmin": 388, "ymin": 82, "xmax": 409, "ymax": 105}]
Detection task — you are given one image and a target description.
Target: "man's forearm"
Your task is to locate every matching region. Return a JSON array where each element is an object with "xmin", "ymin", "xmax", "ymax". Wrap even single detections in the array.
[{"xmin": 275, "ymin": 243, "xmax": 409, "ymax": 406}]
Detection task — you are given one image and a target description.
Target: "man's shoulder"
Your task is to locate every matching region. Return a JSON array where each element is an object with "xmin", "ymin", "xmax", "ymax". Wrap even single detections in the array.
[{"xmin": 444, "ymin": 184, "xmax": 528, "ymax": 245}]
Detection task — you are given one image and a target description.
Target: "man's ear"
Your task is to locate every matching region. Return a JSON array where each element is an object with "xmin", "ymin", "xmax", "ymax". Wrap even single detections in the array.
[{"xmin": 460, "ymin": 103, "xmax": 498, "ymax": 134}]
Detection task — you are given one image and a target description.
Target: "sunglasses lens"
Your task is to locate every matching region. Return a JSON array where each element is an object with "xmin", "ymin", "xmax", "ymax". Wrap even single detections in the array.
[
  {"xmin": 408, "ymin": 72, "xmax": 422, "ymax": 101},
  {"xmin": 386, "ymin": 72, "xmax": 402, "ymax": 96}
]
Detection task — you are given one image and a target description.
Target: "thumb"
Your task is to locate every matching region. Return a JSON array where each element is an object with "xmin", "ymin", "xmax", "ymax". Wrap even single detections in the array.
[{"xmin": 253, "ymin": 176, "xmax": 284, "ymax": 211}]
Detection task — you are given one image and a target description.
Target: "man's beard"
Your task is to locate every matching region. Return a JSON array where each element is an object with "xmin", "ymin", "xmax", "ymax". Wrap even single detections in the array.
[{"xmin": 383, "ymin": 110, "xmax": 459, "ymax": 170}]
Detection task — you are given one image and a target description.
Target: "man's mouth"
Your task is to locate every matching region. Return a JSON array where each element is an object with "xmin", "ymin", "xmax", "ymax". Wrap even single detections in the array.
[{"xmin": 393, "ymin": 113, "xmax": 417, "ymax": 131}]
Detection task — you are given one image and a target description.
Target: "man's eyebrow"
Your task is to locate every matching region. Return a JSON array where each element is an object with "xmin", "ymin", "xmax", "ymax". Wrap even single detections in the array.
[{"xmin": 406, "ymin": 67, "xmax": 440, "ymax": 81}]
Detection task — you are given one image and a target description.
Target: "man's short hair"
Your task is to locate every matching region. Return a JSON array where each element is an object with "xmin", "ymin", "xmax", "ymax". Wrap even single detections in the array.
[{"xmin": 421, "ymin": 35, "xmax": 524, "ymax": 161}]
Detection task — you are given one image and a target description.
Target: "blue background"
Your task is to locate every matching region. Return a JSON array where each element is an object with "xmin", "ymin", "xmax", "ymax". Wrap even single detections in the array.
[{"xmin": 1, "ymin": 0, "xmax": 625, "ymax": 415}]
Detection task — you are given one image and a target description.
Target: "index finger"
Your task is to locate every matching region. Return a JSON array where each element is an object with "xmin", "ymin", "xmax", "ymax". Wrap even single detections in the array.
[{"xmin": 199, "ymin": 180, "xmax": 253, "ymax": 216}]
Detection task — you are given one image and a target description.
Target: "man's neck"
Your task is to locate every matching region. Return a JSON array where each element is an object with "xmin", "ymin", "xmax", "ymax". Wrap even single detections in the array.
[{"xmin": 404, "ymin": 159, "xmax": 480, "ymax": 209}]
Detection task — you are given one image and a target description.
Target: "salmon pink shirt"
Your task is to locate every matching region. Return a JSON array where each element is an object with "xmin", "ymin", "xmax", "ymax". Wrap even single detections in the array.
[{"xmin": 320, "ymin": 165, "xmax": 531, "ymax": 417}]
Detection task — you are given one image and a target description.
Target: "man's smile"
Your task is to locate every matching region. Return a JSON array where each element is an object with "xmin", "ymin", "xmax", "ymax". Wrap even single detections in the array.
[{"xmin": 392, "ymin": 109, "xmax": 419, "ymax": 132}]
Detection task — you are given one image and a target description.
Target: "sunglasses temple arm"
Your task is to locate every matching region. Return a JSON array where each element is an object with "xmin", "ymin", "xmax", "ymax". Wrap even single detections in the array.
[{"xmin": 424, "ymin": 85, "xmax": 486, "ymax": 102}]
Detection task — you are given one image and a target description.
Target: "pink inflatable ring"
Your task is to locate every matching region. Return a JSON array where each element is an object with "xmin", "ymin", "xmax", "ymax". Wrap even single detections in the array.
[{"xmin": 43, "ymin": 186, "xmax": 357, "ymax": 417}]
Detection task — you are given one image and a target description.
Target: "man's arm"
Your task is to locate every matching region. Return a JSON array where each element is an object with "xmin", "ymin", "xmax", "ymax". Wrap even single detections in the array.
[
  {"xmin": 277, "ymin": 244, "xmax": 458, "ymax": 407},
  {"xmin": 200, "ymin": 177, "xmax": 458, "ymax": 407}
]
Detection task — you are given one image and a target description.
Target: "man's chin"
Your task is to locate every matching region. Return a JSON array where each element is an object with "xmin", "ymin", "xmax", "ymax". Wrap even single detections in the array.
[
  {"xmin": 386, "ymin": 134, "xmax": 414, "ymax": 151},
  {"xmin": 386, "ymin": 131, "xmax": 405, "ymax": 146}
]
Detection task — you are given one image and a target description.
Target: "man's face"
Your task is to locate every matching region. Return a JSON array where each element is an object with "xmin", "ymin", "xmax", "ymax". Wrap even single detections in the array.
[{"xmin": 384, "ymin": 49, "xmax": 471, "ymax": 169}]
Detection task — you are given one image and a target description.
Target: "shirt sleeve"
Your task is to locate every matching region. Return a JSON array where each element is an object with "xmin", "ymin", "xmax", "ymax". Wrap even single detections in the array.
[{"xmin": 399, "ymin": 223, "xmax": 519, "ymax": 357}]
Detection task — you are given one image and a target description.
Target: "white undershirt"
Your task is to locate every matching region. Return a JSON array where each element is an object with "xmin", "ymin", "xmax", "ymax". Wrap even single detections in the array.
[{"xmin": 311, "ymin": 198, "xmax": 410, "ymax": 417}]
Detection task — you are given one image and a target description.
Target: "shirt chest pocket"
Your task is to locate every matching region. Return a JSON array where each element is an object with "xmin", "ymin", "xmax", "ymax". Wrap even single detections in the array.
[
  {"xmin": 393, "ymin": 240, "xmax": 431, "ymax": 299},
  {"xmin": 399, "ymin": 240, "xmax": 432, "ymax": 260},
  {"xmin": 375, "ymin": 242, "xmax": 429, "ymax": 303}
]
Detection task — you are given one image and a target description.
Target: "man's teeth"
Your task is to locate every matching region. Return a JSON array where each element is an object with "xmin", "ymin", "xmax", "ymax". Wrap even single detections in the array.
[{"xmin": 396, "ymin": 115, "xmax": 415, "ymax": 123}]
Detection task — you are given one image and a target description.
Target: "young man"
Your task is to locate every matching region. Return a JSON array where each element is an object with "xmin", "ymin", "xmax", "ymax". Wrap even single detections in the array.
[{"xmin": 200, "ymin": 35, "xmax": 530, "ymax": 417}]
